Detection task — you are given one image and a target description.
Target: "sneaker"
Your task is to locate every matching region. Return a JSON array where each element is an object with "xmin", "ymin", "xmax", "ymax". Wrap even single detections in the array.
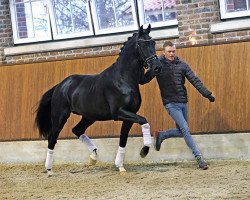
[
  {"xmin": 153, "ymin": 131, "xmax": 162, "ymax": 151},
  {"xmin": 196, "ymin": 156, "xmax": 208, "ymax": 170}
]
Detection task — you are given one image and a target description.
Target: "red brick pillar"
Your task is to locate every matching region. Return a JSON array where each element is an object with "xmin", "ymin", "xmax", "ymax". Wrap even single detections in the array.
[
  {"xmin": 175, "ymin": 0, "xmax": 220, "ymax": 46},
  {"xmin": 0, "ymin": 0, "xmax": 13, "ymax": 65}
]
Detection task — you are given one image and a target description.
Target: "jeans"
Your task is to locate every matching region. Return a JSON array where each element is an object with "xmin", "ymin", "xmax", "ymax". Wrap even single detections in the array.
[{"xmin": 160, "ymin": 102, "xmax": 201, "ymax": 158}]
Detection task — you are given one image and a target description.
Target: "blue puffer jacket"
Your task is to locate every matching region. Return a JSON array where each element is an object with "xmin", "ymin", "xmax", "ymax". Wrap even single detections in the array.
[{"xmin": 140, "ymin": 55, "xmax": 212, "ymax": 105}]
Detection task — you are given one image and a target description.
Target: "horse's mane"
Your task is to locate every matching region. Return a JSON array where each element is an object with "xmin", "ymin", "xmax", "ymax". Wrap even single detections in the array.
[{"xmin": 116, "ymin": 33, "xmax": 137, "ymax": 62}]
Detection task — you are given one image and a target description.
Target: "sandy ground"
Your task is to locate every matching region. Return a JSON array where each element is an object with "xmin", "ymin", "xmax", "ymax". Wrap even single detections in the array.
[{"xmin": 0, "ymin": 160, "xmax": 249, "ymax": 200}]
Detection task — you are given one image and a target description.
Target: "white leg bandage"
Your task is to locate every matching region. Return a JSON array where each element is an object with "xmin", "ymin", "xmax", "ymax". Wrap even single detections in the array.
[
  {"xmin": 45, "ymin": 149, "xmax": 54, "ymax": 170},
  {"xmin": 141, "ymin": 123, "xmax": 152, "ymax": 147},
  {"xmin": 115, "ymin": 146, "xmax": 126, "ymax": 168},
  {"xmin": 79, "ymin": 134, "xmax": 97, "ymax": 152}
]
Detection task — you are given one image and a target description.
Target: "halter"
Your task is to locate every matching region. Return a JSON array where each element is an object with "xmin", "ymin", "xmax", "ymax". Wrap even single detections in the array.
[{"xmin": 136, "ymin": 38, "xmax": 158, "ymax": 69}]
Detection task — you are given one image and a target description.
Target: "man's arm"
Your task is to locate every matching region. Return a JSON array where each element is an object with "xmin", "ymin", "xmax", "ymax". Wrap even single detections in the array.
[
  {"xmin": 139, "ymin": 68, "xmax": 155, "ymax": 85},
  {"xmin": 185, "ymin": 64, "xmax": 215, "ymax": 101}
]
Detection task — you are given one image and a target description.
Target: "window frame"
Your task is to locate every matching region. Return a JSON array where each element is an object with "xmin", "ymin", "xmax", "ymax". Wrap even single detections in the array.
[
  {"xmin": 47, "ymin": 0, "xmax": 94, "ymax": 40},
  {"xmin": 219, "ymin": 0, "xmax": 250, "ymax": 19},
  {"xmin": 90, "ymin": 0, "xmax": 139, "ymax": 35},
  {"xmin": 9, "ymin": 0, "xmax": 52, "ymax": 44},
  {"xmin": 137, "ymin": 0, "xmax": 178, "ymax": 28},
  {"xmin": 9, "ymin": 0, "xmax": 179, "ymax": 44}
]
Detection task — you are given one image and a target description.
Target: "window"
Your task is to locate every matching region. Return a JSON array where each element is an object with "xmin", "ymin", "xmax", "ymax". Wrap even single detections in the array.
[
  {"xmin": 219, "ymin": 0, "xmax": 250, "ymax": 19},
  {"xmin": 137, "ymin": 0, "xmax": 177, "ymax": 28},
  {"xmin": 48, "ymin": 0, "xmax": 94, "ymax": 39},
  {"xmin": 9, "ymin": 0, "xmax": 177, "ymax": 44},
  {"xmin": 90, "ymin": 0, "xmax": 138, "ymax": 34},
  {"xmin": 9, "ymin": 0, "xmax": 52, "ymax": 44}
]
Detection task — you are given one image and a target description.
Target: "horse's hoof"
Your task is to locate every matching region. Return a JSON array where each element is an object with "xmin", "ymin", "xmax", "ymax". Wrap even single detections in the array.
[
  {"xmin": 89, "ymin": 149, "xmax": 97, "ymax": 165},
  {"xmin": 89, "ymin": 157, "xmax": 97, "ymax": 165},
  {"xmin": 119, "ymin": 167, "xmax": 126, "ymax": 175},
  {"xmin": 47, "ymin": 170, "xmax": 53, "ymax": 177},
  {"xmin": 140, "ymin": 146, "xmax": 149, "ymax": 158}
]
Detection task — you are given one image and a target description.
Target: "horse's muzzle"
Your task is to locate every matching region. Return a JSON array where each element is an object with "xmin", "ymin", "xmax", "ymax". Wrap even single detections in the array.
[{"xmin": 147, "ymin": 56, "xmax": 162, "ymax": 75}]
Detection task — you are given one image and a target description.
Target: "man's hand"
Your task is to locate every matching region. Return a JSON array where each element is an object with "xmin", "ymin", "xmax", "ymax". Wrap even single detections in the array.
[{"xmin": 207, "ymin": 95, "xmax": 215, "ymax": 102}]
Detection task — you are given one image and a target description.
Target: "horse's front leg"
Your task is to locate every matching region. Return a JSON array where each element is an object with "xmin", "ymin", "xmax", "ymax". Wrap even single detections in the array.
[
  {"xmin": 140, "ymin": 123, "xmax": 151, "ymax": 158},
  {"xmin": 115, "ymin": 121, "xmax": 133, "ymax": 175},
  {"xmin": 116, "ymin": 109, "xmax": 152, "ymax": 158}
]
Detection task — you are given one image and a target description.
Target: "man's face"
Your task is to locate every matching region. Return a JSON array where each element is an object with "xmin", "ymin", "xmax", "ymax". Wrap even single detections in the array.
[{"xmin": 163, "ymin": 45, "xmax": 176, "ymax": 62}]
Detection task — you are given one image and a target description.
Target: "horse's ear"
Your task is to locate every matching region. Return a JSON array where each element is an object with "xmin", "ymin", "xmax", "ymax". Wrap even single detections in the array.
[
  {"xmin": 139, "ymin": 25, "xmax": 144, "ymax": 36},
  {"xmin": 146, "ymin": 24, "xmax": 151, "ymax": 34}
]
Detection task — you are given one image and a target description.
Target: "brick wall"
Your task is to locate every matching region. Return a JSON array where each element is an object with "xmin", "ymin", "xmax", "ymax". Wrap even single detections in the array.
[
  {"xmin": 15, "ymin": 2, "xmax": 28, "ymax": 39},
  {"xmin": 0, "ymin": 0, "xmax": 13, "ymax": 65},
  {"xmin": 176, "ymin": 0, "xmax": 250, "ymax": 45},
  {"xmin": 176, "ymin": 0, "xmax": 220, "ymax": 45},
  {"xmin": 1, "ymin": 0, "xmax": 250, "ymax": 65}
]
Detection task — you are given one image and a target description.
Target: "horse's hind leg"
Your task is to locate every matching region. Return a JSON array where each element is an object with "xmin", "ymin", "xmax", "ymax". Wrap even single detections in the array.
[
  {"xmin": 72, "ymin": 118, "xmax": 97, "ymax": 164},
  {"xmin": 115, "ymin": 121, "xmax": 133, "ymax": 174},
  {"xmin": 45, "ymin": 107, "xmax": 70, "ymax": 174}
]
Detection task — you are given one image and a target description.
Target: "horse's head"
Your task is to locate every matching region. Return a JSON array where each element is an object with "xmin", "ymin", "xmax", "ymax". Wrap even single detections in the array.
[{"xmin": 136, "ymin": 24, "xmax": 162, "ymax": 75}]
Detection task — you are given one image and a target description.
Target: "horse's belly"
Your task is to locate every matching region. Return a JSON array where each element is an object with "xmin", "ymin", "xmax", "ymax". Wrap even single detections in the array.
[
  {"xmin": 84, "ymin": 110, "xmax": 112, "ymax": 121},
  {"xmin": 73, "ymin": 100, "xmax": 112, "ymax": 121}
]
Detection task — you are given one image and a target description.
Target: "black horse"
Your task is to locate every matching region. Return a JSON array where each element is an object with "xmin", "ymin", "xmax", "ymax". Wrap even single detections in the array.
[{"xmin": 35, "ymin": 25, "xmax": 162, "ymax": 174}]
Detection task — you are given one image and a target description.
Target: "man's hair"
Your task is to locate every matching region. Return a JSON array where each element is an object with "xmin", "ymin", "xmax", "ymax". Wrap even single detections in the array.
[{"xmin": 163, "ymin": 41, "xmax": 175, "ymax": 48}]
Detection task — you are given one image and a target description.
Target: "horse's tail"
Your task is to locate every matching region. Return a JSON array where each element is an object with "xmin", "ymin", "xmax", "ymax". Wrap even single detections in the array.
[{"xmin": 35, "ymin": 85, "xmax": 57, "ymax": 139}]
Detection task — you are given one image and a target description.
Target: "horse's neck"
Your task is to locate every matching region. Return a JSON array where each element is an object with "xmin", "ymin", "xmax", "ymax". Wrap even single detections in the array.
[
  {"xmin": 116, "ymin": 53, "xmax": 141, "ymax": 84},
  {"xmin": 102, "ymin": 37, "xmax": 142, "ymax": 85},
  {"xmin": 117, "ymin": 40, "xmax": 141, "ymax": 76}
]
